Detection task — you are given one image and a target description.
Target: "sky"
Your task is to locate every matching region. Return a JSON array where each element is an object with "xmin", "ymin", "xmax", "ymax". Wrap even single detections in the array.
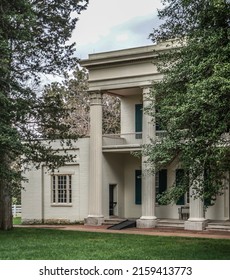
[{"xmin": 73, "ymin": 0, "xmax": 164, "ymax": 59}]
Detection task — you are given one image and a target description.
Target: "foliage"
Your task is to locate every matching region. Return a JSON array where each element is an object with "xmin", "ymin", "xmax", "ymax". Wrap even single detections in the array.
[
  {"xmin": 145, "ymin": 0, "xmax": 230, "ymax": 205},
  {"xmin": 0, "ymin": 0, "xmax": 88, "ymax": 230},
  {"xmin": 102, "ymin": 94, "xmax": 121, "ymax": 135},
  {"xmin": 42, "ymin": 67, "xmax": 120, "ymax": 137},
  {"xmin": 41, "ymin": 67, "xmax": 90, "ymax": 137}
]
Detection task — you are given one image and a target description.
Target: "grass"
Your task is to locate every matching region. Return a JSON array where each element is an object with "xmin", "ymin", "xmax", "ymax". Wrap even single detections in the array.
[
  {"xmin": 13, "ymin": 217, "xmax": 21, "ymax": 225},
  {"xmin": 0, "ymin": 227, "xmax": 230, "ymax": 260}
]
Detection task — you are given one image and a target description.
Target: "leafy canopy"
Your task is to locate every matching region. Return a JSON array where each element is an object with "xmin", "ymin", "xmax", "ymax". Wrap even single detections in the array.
[
  {"xmin": 145, "ymin": 0, "xmax": 230, "ymax": 205},
  {"xmin": 0, "ymin": 0, "xmax": 88, "ymax": 229},
  {"xmin": 42, "ymin": 67, "xmax": 121, "ymax": 138}
]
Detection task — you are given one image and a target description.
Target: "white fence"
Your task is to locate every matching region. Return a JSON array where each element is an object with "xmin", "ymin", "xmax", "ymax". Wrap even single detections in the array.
[{"xmin": 12, "ymin": 205, "xmax": 21, "ymax": 217}]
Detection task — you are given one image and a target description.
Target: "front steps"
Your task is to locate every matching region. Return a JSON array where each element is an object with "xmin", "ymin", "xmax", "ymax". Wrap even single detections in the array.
[
  {"xmin": 156, "ymin": 219, "xmax": 230, "ymax": 232},
  {"xmin": 156, "ymin": 219, "xmax": 185, "ymax": 229},
  {"xmin": 206, "ymin": 221, "xmax": 230, "ymax": 232},
  {"xmin": 103, "ymin": 217, "xmax": 185, "ymax": 230},
  {"xmin": 102, "ymin": 217, "xmax": 230, "ymax": 232}
]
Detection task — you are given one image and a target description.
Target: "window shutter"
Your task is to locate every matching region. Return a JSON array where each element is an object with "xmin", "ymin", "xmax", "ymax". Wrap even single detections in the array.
[
  {"xmin": 176, "ymin": 169, "xmax": 185, "ymax": 205},
  {"xmin": 135, "ymin": 104, "xmax": 143, "ymax": 139},
  {"xmin": 159, "ymin": 169, "xmax": 167, "ymax": 194}
]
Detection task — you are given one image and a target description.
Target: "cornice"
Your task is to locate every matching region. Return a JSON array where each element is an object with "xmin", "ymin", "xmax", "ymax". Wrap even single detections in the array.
[{"xmin": 80, "ymin": 44, "xmax": 174, "ymax": 70}]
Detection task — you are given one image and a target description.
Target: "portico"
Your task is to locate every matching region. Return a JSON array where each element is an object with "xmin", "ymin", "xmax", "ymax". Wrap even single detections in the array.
[{"xmin": 81, "ymin": 45, "xmax": 163, "ymax": 227}]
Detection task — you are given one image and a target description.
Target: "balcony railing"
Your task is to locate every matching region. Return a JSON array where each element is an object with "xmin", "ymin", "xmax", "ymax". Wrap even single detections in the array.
[
  {"xmin": 102, "ymin": 132, "xmax": 142, "ymax": 147},
  {"xmin": 103, "ymin": 131, "xmax": 167, "ymax": 147}
]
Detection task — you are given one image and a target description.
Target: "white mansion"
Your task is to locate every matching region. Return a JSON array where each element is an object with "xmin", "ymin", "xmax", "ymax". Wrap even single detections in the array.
[{"xmin": 22, "ymin": 43, "xmax": 230, "ymax": 231}]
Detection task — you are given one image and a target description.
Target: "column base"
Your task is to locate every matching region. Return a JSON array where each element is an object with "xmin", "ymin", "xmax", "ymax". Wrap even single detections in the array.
[
  {"xmin": 84, "ymin": 216, "xmax": 104, "ymax": 226},
  {"xmin": 184, "ymin": 219, "xmax": 207, "ymax": 231},
  {"xmin": 136, "ymin": 216, "xmax": 157, "ymax": 228}
]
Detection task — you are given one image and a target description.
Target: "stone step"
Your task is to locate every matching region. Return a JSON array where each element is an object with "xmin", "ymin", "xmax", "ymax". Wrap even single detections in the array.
[
  {"xmin": 157, "ymin": 219, "xmax": 185, "ymax": 228},
  {"xmin": 206, "ymin": 224, "xmax": 230, "ymax": 232},
  {"xmin": 157, "ymin": 223, "xmax": 185, "ymax": 228}
]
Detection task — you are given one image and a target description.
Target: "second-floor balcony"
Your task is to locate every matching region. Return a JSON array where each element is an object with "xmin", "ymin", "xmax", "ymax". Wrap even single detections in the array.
[
  {"xmin": 102, "ymin": 131, "xmax": 167, "ymax": 152},
  {"xmin": 102, "ymin": 132, "xmax": 142, "ymax": 152}
]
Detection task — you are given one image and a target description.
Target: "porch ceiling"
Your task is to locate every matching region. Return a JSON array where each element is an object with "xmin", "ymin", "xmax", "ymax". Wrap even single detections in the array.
[{"xmin": 105, "ymin": 87, "xmax": 142, "ymax": 97}]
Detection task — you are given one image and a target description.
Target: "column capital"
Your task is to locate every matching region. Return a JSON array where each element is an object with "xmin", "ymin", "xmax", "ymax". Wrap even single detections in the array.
[
  {"xmin": 141, "ymin": 87, "xmax": 154, "ymax": 103},
  {"xmin": 140, "ymin": 86, "xmax": 151, "ymax": 91},
  {"xmin": 90, "ymin": 91, "xmax": 102, "ymax": 105}
]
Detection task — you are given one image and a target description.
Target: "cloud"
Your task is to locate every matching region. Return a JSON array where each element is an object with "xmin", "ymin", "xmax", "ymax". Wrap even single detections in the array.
[
  {"xmin": 73, "ymin": 0, "xmax": 163, "ymax": 58},
  {"xmin": 75, "ymin": 13, "xmax": 161, "ymax": 58}
]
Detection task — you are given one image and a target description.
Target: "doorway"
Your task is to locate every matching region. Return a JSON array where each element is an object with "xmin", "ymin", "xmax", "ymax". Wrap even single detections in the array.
[{"xmin": 109, "ymin": 184, "xmax": 117, "ymax": 216}]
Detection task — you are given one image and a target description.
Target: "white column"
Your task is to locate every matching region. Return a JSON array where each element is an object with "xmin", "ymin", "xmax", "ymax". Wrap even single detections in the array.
[
  {"xmin": 185, "ymin": 179, "xmax": 207, "ymax": 230},
  {"xmin": 85, "ymin": 91, "xmax": 104, "ymax": 226},
  {"xmin": 137, "ymin": 87, "xmax": 157, "ymax": 228}
]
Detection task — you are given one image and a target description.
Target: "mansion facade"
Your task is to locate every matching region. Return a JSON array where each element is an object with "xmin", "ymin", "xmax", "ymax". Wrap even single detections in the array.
[{"xmin": 22, "ymin": 43, "xmax": 230, "ymax": 231}]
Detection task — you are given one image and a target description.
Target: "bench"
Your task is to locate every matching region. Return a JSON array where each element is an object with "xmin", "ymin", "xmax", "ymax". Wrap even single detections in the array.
[{"xmin": 178, "ymin": 206, "xmax": 189, "ymax": 220}]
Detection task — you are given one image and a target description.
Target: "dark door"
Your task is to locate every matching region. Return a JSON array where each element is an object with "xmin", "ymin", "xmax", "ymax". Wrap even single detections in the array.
[
  {"xmin": 109, "ymin": 184, "xmax": 117, "ymax": 216},
  {"xmin": 135, "ymin": 170, "xmax": 142, "ymax": 205}
]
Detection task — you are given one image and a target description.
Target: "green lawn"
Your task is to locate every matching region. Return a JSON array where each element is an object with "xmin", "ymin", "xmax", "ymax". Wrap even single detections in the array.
[
  {"xmin": 13, "ymin": 217, "xmax": 21, "ymax": 225},
  {"xmin": 0, "ymin": 227, "xmax": 230, "ymax": 260}
]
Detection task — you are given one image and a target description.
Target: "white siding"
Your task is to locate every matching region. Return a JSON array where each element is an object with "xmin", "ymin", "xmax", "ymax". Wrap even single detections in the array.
[
  {"xmin": 21, "ymin": 138, "xmax": 89, "ymax": 223},
  {"xmin": 102, "ymin": 153, "xmax": 125, "ymax": 217},
  {"xmin": 120, "ymin": 94, "xmax": 142, "ymax": 135},
  {"xmin": 124, "ymin": 154, "xmax": 141, "ymax": 218}
]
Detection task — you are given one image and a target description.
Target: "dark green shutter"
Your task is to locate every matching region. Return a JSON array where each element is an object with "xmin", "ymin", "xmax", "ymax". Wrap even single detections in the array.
[
  {"xmin": 135, "ymin": 104, "xmax": 142, "ymax": 139},
  {"xmin": 176, "ymin": 169, "xmax": 185, "ymax": 205},
  {"xmin": 159, "ymin": 169, "xmax": 167, "ymax": 194},
  {"xmin": 157, "ymin": 169, "xmax": 167, "ymax": 204},
  {"xmin": 135, "ymin": 170, "xmax": 142, "ymax": 205}
]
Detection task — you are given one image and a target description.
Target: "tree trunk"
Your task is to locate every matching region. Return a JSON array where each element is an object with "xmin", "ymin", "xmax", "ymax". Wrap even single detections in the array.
[{"xmin": 0, "ymin": 181, "xmax": 13, "ymax": 230}]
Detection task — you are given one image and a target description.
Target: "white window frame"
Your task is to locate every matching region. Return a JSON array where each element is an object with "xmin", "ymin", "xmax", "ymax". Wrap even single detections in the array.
[{"xmin": 51, "ymin": 174, "xmax": 72, "ymax": 205}]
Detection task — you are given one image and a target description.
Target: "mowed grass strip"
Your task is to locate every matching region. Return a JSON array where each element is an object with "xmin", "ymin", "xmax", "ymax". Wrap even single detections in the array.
[
  {"xmin": 0, "ymin": 228, "xmax": 230, "ymax": 260},
  {"xmin": 13, "ymin": 217, "xmax": 21, "ymax": 225}
]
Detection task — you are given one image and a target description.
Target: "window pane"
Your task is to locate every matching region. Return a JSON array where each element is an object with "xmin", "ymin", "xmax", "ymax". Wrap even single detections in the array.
[{"xmin": 52, "ymin": 175, "xmax": 72, "ymax": 204}]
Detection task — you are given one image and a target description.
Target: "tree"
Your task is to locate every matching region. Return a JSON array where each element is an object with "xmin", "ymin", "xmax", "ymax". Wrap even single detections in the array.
[
  {"xmin": 0, "ymin": 0, "xmax": 88, "ymax": 230},
  {"xmin": 42, "ymin": 67, "xmax": 121, "ymax": 137},
  {"xmin": 145, "ymin": 0, "xmax": 230, "ymax": 205}
]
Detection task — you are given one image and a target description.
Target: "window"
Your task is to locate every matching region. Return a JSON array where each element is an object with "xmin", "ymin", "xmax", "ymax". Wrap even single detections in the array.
[
  {"xmin": 52, "ymin": 175, "xmax": 72, "ymax": 204},
  {"xmin": 156, "ymin": 169, "xmax": 167, "ymax": 204},
  {"xmin": 135, "ymin": 104, "xmax": 143, "ymax": 139}
]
